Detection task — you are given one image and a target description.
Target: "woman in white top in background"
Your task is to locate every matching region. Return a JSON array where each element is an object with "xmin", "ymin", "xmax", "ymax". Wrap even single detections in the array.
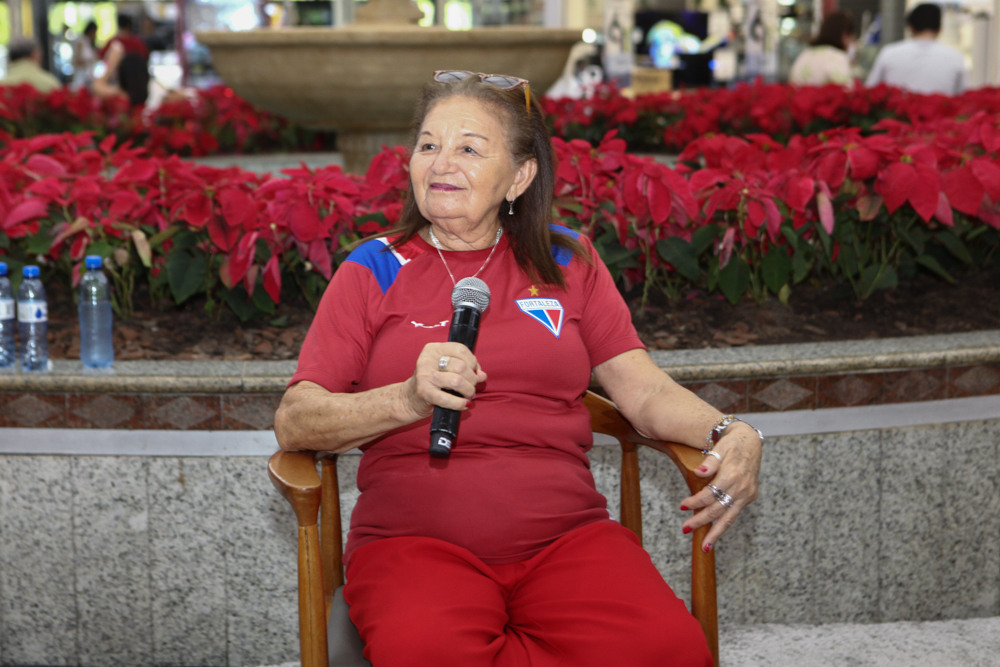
[{"xmin": 790, "ymin": 11, "xmax": 856, "ymax": 86}]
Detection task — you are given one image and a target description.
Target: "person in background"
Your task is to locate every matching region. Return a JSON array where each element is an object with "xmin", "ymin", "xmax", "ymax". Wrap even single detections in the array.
[
  {"xmin": 1, "ymin": 36, "xmax": 62, "ymax": 93},
  {"xmin": 71, "ymin": 21, "xmax": 99, "ymax": 91},
  {"xmin": 865, "ymin": 3, "xmax": 965, "ymax": 95},
  {"xmin": 94, "ymin": 14, "xmax": 150, "ymax": 106},
  {"xmin": 790, "ymin": 11, "xmax": 856, "ymax": 86}
]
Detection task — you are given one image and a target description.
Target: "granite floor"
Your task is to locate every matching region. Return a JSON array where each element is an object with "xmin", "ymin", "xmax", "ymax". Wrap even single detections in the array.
[{"xmin": 251, "ymin": 615, "xmax": 1000, "ymax": 667}]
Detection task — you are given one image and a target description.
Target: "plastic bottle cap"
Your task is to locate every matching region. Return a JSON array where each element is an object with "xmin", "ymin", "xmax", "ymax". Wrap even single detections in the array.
[
  {"xmin": 85, "ymin": 256, "xmax": 103, "ymax": 270},
  {"xmin": 0, "ymin": 262, "xmax": 6, "ymax": 276},
  {"xmin": 23, "ymin": 265, "xmax": 40, "ymax": 279}
]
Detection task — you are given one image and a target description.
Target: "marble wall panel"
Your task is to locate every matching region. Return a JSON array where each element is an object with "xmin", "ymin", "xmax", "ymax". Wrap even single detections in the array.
[
  {"xmin": 223, "ymin": 457, "xmax": 299, "ymax": 667},
  {"xmin": 878, "ymin": 424, "xmax": 946, "ymax": 622},
  {"xmin": 148, "ymin": 458, "xmax": 229, "ymax": 667},
  {"xmin": 809, "ymin": 430, "xmax": 882, "ymax": 622},
  {"xmin": 0, "ymin": 456, "xmax": 78, "ymax": 666},
  {"xmin": 73, "ymin": 456, "xmax": 153, "ymax": 667},
  {"xmin": 742, "ymin": 434, "xmax": 816, "ymax": 624},
  {"xmin": 937, "ymin": 420, "xmax": 1000, "ymax": 620}
]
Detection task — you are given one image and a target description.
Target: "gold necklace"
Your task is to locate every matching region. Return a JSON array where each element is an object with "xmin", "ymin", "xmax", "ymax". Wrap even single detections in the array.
[{"xmin": 427, "ymin": 226, "xmax": 503, "ymax": 287}]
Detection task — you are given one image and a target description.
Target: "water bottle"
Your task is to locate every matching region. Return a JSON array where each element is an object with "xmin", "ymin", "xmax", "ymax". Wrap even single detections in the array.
[
  {"xmin": 0, "ymin": 262, "xmax": 15, "ymax": 367},
  {"xmin": 79, "ymin": 255, "xmax": 114, "ymax": 368},
  {"xmin": 17, "ymin": 265, "xmax": 48, "ymax": 371}
]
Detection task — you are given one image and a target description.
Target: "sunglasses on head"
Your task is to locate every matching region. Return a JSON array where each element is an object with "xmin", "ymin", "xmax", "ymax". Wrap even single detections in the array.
[{"xmin": 433, "ymin": 70, "xmax": 531, "ymax": 114}]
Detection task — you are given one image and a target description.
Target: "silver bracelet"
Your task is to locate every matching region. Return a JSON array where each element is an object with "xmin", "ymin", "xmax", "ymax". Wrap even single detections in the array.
[{"xmin": 703, "ymin": 416, "xmax": 764, "ymax": 455}]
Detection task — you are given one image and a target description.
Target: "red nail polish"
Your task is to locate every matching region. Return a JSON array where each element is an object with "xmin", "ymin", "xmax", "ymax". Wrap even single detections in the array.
[
  {"xmin": 465, "ymin": 401, "xmax": 472, "ymax": 408},
  {"xmin": 680, "ymin": 505, "xmax": 689, "ymax": 511},
  {"xmin": 703, "ymin": 543, "xmax": 713, "ymax": 553},
  {"xmin": 682, "ymin": 526, "xmax": 692, "ymax": 534},
  {"xmin": 698, "ymin": 466, "xmax": 709, "ymax": 473}
]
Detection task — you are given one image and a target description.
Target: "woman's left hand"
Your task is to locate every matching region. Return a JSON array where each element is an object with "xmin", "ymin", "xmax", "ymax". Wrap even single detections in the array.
[{"xmin": 679, "ymin": 422, "xmax": 762, "ymax": 552}]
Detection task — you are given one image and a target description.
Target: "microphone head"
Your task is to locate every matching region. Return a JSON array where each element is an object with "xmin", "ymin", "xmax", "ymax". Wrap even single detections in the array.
[{"xmin": 452, "ymin": 277, "xmax": 490, "ymax": 313}]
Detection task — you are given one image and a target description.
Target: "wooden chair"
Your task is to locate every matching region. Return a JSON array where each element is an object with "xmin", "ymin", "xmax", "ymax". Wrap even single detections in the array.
[{"xmin": 269, "ymin": 391, "xmax": 720, "ymax": 667}]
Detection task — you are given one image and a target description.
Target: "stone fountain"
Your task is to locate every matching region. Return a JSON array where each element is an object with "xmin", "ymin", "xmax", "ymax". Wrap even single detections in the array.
[{"xmin": 196, "ymin": 0, "xmax": 581, "ymax": 173}]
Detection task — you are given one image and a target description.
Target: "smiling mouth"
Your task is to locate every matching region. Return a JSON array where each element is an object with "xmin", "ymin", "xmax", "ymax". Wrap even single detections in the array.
[{"xmin": 430, "ymin": 183, "xmax": 462, "ymax": 191}]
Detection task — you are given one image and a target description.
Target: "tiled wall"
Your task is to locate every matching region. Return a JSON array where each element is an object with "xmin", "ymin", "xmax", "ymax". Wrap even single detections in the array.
[{"xmin": 1, "ymin": 362, "xmax": 998, "ymax": 431}]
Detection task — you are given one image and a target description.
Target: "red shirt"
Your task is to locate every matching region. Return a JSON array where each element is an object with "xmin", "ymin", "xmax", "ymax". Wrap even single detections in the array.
[
  {"xmin": 290, "ymin": 227, "xmax": 644, "ymax": 564},
  {"xmin": 98, "ymin": 35, "xmax": 149, "ymax": 61}
]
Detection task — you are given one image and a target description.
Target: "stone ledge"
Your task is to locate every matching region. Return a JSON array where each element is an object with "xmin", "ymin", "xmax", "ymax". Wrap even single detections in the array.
[
  {"xmin": 0, "ymin": 359, "xmax": 297, "ymax": 394},
  {"xmin": 651, "ymin": 330, "xmax": 1000, "ymax": 381},
  {"xmin": 1, "ymin": 331, "xmax": 996, "ymax": 395}
]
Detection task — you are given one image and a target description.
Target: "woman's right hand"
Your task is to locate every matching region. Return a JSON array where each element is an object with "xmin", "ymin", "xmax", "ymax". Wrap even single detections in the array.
[{"xmin": 402, "ymin": 342, "xmax": 487, "ymax": 419}]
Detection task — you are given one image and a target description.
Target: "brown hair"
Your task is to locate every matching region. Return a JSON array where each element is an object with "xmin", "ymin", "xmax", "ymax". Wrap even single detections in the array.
[
  {"xmin": 812, "ymin": 11, "xmax": 855, "ymax": 51},
  {"xmin": 386, "ymin": 76, "xmax": 585, "ymax": 288}
]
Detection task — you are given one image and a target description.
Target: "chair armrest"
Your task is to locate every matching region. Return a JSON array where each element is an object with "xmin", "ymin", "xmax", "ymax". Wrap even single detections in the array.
[
  {"xmin": 268, "ymin": 450, "xmax": 322, "ymax": 528},
  {"xmin": 627, "ymin": 433, "xmax": 711, "ymax": 496}
]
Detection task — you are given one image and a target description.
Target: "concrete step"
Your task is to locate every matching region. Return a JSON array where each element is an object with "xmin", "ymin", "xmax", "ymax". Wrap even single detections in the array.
[{"xmin": 254, "ymin": 616, "xmax": 1000, "ymax": 667}]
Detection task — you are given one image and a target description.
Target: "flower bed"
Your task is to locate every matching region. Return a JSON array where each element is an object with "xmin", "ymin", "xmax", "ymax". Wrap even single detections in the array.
[
  {"xmin": 542, "ymin": 84, "xmax": 1000, "ymax": 152},
  {"xmin": 0, "ymin": 84, "xmax": 335, "ymax": 157},
  {"xmin": 0, "ymin": 114, "xmax": 997, "ymax": 322}
]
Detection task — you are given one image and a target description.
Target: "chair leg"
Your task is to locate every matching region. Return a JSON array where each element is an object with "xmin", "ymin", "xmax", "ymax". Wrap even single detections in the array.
[
  {"xmin": 620, "ymin": 441, "xmax": 644, "ymax": 544},
  {"xmin": 298, "ymin": 523, "xmax": 330, "ymax": 667},
  {"xmin": 691, "ymin": 524, "xmax": 719, "ymax": 667}
]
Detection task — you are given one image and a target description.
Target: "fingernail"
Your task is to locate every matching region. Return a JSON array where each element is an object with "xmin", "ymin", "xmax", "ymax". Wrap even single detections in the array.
[
  {"xmin": 703, "ymin": 543, "xmax": 713, "ymax": 553},
  {"xmin": 698, "ymin": 466, "xmax": 708, "ymax": 473},
  {"xmin": 679, "ymin": 505, "xmax": 690, "ymax": 511},
  {"xmin": 682, "ymin": 526, "xmax": 692, "ymax": 534}
]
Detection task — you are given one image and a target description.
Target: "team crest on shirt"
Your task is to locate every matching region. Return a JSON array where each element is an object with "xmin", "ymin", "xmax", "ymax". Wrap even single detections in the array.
[{"xmin": 516, "ymin": 298, "xmax": 564, "ymax": 337}]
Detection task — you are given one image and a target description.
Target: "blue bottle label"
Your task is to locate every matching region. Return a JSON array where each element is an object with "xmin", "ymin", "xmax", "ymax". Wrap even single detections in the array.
[
  {"xmin": 0, "ymin": 298, "xmax": 13, "ymax": 320},
  {"xmin": 17, "ymin": 301, "xmax": 47, "ymax": 323}
]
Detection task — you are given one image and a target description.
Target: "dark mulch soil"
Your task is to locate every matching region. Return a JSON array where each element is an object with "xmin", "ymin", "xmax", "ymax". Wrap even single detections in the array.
[{"xmin": 45, "ymin": 264, "xmax": 1000, "ymax": 362}]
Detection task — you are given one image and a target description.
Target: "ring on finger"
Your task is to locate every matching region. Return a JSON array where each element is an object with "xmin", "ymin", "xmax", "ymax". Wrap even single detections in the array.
[
  {"xmin": 708, "ymin": 483, "xmax": 735, "ymax": 509},
  {"xmin": 438, "ymin": 356, "xmax": 450, "ymax": 371},
  {"xmin": 702, "ymin": 449, "xmax": 722, "ymax": 462}
]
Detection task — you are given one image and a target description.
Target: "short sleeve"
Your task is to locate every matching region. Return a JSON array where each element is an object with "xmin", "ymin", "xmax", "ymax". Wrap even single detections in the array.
[
  {"xmin": 574, "ymin": 236, "xmax": 645, "ymax": 368},
  {"xmin": 289, "ymin": 261, "xmax": 381, "ymax": 393}
]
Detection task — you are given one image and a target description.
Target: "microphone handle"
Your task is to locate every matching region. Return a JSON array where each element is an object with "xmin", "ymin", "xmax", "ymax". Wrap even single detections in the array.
[{"xmin": 429, "ymin": 306, "xmax": 481, "ymax": 459}]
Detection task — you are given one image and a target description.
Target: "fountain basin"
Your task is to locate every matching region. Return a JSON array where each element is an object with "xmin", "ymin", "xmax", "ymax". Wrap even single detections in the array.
[{"xmin": 195, "ymin": 26, "xmax": 582, "ymax": 171}]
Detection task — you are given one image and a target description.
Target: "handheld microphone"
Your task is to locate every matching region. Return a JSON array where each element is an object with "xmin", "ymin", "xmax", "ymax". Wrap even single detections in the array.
[{"xmin": 429, "ymin": 277, "xmax": 490, "ymax": 458}]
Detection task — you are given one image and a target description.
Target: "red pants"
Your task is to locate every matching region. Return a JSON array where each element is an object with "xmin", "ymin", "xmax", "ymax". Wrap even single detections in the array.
[{"xmin": 343, "ymin": 521, "xmax": 713, "ymax": 667}]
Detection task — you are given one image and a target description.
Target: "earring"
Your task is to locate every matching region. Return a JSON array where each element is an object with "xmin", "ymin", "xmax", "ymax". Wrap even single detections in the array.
[{"xmin": 508, "ymin": 198, "xmax": 515, "ymax": 215}]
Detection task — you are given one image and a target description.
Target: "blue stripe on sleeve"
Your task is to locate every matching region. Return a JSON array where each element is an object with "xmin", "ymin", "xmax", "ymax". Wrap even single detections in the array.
[
  {"xmin": 344, "ymin": 238, "xmax": 404, "ymax": 293},
  {"xmin": 549, "ymin": 224, "xmax": 579, "ymax": 267}
]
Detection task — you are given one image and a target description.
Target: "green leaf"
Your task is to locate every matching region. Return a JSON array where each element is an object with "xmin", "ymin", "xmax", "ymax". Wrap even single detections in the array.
[
  {"xmin": 838, "ymin": 243, "xmax": 859, "ymax": 278},
  {"xmin": 792, "ymin": 252, "xmax": 810, "ymax": 284},
  {"xmin": 0, "ymin": 232, "xmax": 9, "ymax": 249},
  {"xmin": 171, "ymin": 230, "xmax": 200, "ymax": 252},
  {"xmin": 691, "ymin": 224, "xmax": 720, "ymax": 256},
  {"xmin": 706, "ymin": 256, "xmax": 719, "ymax": 292},
  {"xmin": 859, "ymin": 264, "xmax": 898, "ymax": 298},
  {"xmin": 934, "ymin": 231, "xmax": 973, "ymax": 265},
  {"xmin": 718, "ymin": 256, "xmax": 750, "ymax": 304},
  {"xmin": 147, "ymin": 224, "xmax": 182, "ymax": 249},
  {"xmin": 251, "ymin": 283, "xmax": 276, "ymax": 314},
  {"xmin": 87, "ymin": 240, "xmax": 113, "ymax": 258},
  {"xmin": 269, "ymin": 315, "xmax": 290, "ymax": 328},
  {"xmin": 223, "ymin": 286, "xmax": 259, "ymax": 322},
  {"xmin": 895, "ymin": 224, "xmax": 925, "ymax": 255},
  {"xmin": 25, "ymin": 232, "xmax": 54, "ymax": 255},
  {"xmin": 915, "ymin": 254, "xmax": 957, "ymax": 283},
  {"xmin": 778, "ymin": 283, "xmax": 792, "ymax": 305},
  {"xmin": 167, "ymin": 249, "xmax": 207, "ymax": 303},
  {"xmin": 761, "ymin": 246, "xmax": 792, "ymax": 294},
  {"xmin": 656, "ymin": 237, "xmax": 700, "ymax": 282}
]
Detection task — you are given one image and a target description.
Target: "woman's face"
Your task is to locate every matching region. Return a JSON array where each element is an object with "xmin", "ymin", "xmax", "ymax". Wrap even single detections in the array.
[{"xmin": 410, "ymin": 96, "xmax": 534, "ymax": 241}]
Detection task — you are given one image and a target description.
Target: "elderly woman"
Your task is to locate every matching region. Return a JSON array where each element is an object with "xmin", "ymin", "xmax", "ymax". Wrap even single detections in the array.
[{"xmin": 275, "ymin": 71, "xmax": 762, "ymax": 667}]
